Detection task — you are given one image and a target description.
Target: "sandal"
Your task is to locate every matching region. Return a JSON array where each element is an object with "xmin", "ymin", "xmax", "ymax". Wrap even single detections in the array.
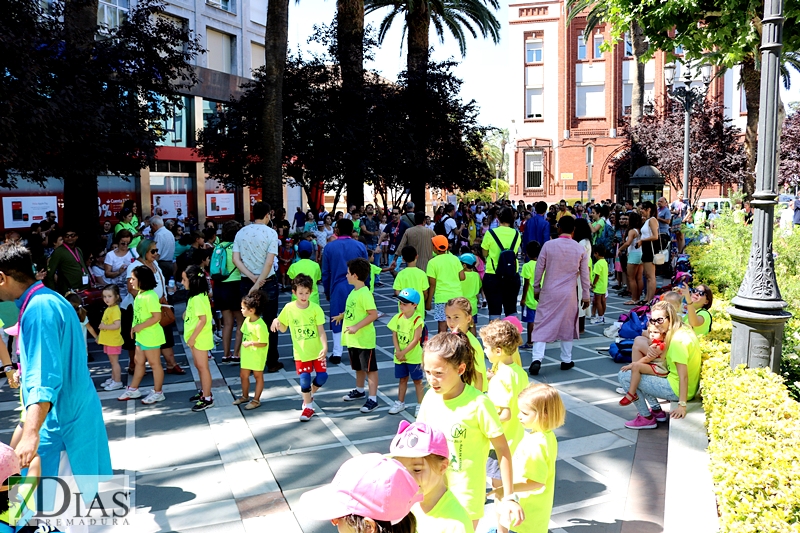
[
  {"xmin": 165, "ymin": 365, "xmax": 186, "ymax": 375},
  {"xmin": 623, "ymin": 300, "xmax": 638, "ymax": 305},
  {"xmin": 244, "ymin": 400, "xmax": 261, "ymax": 410},
  {"xmin": 619, "ymin": 392, "xmax": 639, "ymax": 406},
  {"xmin": 233, "ymin": 396, "xmax": 250, "ymax": 406}
]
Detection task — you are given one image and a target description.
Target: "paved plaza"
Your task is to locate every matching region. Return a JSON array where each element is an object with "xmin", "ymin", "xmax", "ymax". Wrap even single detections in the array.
[{"xmin": 0, "ymin": 273, "xmax": 670, "ymax": 532}]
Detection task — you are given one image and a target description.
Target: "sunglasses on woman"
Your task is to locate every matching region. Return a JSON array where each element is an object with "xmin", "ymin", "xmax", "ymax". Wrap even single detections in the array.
[
  {"xmin": 690, "ymin": 288, "xmax": 706, "ymax": 296},
  {"xmin": 650, "ymin": 317, "xmax": 669, "ymax": 325}
]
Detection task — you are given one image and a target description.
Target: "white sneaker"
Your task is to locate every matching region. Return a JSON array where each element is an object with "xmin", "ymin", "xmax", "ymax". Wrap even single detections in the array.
[
  {"xmin": 213, "ymin": 333, "xmax": 223, "ymax": 344},
  {"xmin": 117, "ymin": 388, "xmax": 141, "ymax": 401},
  {"xmin": 104, "ymin": 381, "xmax": 124, "ymax": 391},
  {"xmin": 388, "ymin": 401, "xmax": 406, "ymax": 415},
  {"xmin": 616, "ymin": 387, "xmax": 627, "ymax": 395},
  {"xmin": 596, "ymin": 316, "xmax": 605, "ymax": 324},
  {"xmin": 141, "ymin": 390, "xmax": 166, "ymax": 404},
  {"xmin": 101, "ymin": 378, "xmax": 113, "ymax": 387}
]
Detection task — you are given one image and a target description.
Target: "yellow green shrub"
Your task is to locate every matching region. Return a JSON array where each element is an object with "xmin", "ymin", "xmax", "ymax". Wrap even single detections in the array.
[{"xmin": 700, "ymin": 308, "xmax": 800, "ymax": 532}]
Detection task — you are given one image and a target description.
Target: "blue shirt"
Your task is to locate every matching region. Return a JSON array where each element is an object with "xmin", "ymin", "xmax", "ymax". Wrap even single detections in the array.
[
  {"xmin": 17, "ymin": 283, "xmax": 112, "ymax": 497},
  {"xmin": 321, "ymin": 237, "xmax": 368, "ymax": 332},
  {"xmin": 523, "ymin": 214, "xmax": 551, "ymax": 247}
]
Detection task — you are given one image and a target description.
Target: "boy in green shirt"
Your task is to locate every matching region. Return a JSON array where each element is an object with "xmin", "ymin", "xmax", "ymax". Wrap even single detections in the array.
[
  {"xmin": 458, "ymin": 253, "xmax": 482, "ymax": 335},
  {"xmin": 426, "ymin": 235, "xmax": 465, "ymax": 333},
  {"xmin": 272, "ymin": 274, "xmax": 328, "ymax": 422},
  {"xmin": 387, "ymin": 288, "xmax": 425, "ymax": 416},
  {"xmin": 333, "ymin": 257, "xmax": 380, "ymax": 414},
  {"xmin": 287, "ymin": 240, "xmax": 322, "ymax": 305},
  {"xmin": 590, "ymin": 244, "xmax": 608, "ymax": 324},
  {"xmin": 520, "ymin": 241, "xmax": 541, "ymax": 348},
  {"xmin": 392, "ymin": 246, "xmax": 429, "ymax": 322}
]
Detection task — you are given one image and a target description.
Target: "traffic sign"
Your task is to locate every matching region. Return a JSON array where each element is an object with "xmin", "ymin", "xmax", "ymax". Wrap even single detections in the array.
[
  {"xmin": 577, "ymin": 181, "xmax": 588, "ymax": 191},
  {"xmin": 560, "ymin": 173, "xmax": 574, "ymax": 181}
]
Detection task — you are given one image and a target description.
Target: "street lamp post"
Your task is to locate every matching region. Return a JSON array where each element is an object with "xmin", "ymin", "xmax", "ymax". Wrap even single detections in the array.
[
  {"xmin": 729, "ymin": 0, "xmax": 791, "ymax": 372},
  {"xmin": 663, "ymin": 61, "xmax": 713, "ymax": 201}
]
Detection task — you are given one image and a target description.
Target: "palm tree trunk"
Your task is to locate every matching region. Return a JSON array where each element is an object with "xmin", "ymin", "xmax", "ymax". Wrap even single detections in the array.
[
  {"xmin": 629, "ymin": 20, "xmax": 647, "ymax": 128},
  {"xmin": 337, "ymin": 0, "xmax": 365, "ymax": 207},
  {"xmin": 262, "ymin": 0, "xmax": 289, "ymax": 208},
  {"xmin": 741, "ymin": 56, "xmax": 760, "ymax": 198},
  {"xmin": 407, "ymin": 0, "xmax": 430, "ymax": 211}
]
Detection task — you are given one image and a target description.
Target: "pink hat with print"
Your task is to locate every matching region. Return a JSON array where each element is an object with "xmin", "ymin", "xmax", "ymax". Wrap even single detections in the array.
[
  {"xmin": 299, "ymin": 453, "xmax": 422, "ymax": 523},
  {"xmin": 389, "ymin": 421, "xmax": 449, "ymax": 459},
  {"xmin": 503, "ymin": 316, "xmax": 524, "ymax": 334},
  {"xmin": 0, "ymin": 442, "xmax": 20, "ymax": 484}
]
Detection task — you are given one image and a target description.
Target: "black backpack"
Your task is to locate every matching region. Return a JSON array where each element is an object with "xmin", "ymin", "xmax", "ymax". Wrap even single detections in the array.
[
  {"xmin": 434, "ymin": 215, "xmax": 452, "ymax": 238},
  {"xmin": 488, "ymin": 229, "xmax": 519, "ymax": 278}
]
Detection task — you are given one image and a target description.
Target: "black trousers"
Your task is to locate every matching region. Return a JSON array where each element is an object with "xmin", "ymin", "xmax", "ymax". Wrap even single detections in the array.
[{"xmin": 483, "ymin": 273, "xmax": 520, "ymax": 317}]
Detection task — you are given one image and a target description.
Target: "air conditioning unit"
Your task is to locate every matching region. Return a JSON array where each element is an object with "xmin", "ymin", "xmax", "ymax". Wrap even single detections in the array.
[{"xmin": 207, "ymin": 0, "xmax": 222, "ymax": 7}]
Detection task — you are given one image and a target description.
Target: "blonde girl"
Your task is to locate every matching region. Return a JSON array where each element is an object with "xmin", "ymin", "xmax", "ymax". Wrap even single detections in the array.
[
  {"xmin": 97, "ymin": 285, "xmax": 124, "ymax": 391},
  {"xmin": 481, "ymin": 320, "xmax": 528, "ymax": 469},
  {"xmin": 390, "ymin": 421, "xmax": 474, "ymax": 533},
  {"xmin": 417, "ymin": 332, "xmax": 524, "ymax": 529},
  {"xmin": 491, "ymin": 383, "xmax": 565, "ymax": 533},
  {"xmin": 118, "ymin": 265, "xmax": 167, "ymax": 405},
  {"xmin": 182, "ymin": 265, "xmax": 215, "ymax": 412},
  {"xmin": 445, "ymin": 297, "xmax": 486, "ymax": 392}
]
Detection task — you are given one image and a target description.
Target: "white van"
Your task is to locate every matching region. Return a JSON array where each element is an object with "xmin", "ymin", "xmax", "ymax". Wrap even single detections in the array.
[{"xmin": 699, "ymin": 198, "xmax": 732, "ymax": 212}]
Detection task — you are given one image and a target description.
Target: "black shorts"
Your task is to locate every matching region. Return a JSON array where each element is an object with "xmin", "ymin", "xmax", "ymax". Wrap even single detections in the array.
[
  {"xmin": 215, "ymin": 280, "xmax": 242, "ymax": 311},
  {"xmin": 349, "ymin": 347, "xmax": 378, "ymax": 372},
  {"xmin": 121, "ymin": 305, "xmax": 135, "ymax": 351},
  {"xmin": 642, "ymin": 240, "xmax": 656, "ymax": 263},
  {"xmin": 619, "ymin": 251, "xmax": 628, "ymax": 270},
  {"xmin": 161, "ymin": 321, "xmax": 175, "ymax": 349},
  {"xmin": 659, "ymin": 233, "xmax": 671, "ymax": 252}
]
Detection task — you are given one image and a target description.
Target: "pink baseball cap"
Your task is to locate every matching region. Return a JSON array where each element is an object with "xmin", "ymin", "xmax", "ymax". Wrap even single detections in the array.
[
  {"xmin": 0, "ymin": 442, "xmax": 20, "ymax": 485},
  {"xmin": 299, "ymin": 453, "xmax": 422, "ymax": 523},
  {"xmin": 389, "ymin": 421, "xmax": 449, "ymax": 458},
  {"xmin": 503, "ymin": 316, "xmax": 524, "ymax": 334}
]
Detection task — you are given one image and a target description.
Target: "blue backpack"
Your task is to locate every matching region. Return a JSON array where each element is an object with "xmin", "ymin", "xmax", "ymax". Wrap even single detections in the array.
[
  {"xmin": 609, "ymin": 339, "xmax": 634, "ymax": 363},
  {"xmin": 597, "ymin": 220, "xmax": 615, "ymax": 253}
]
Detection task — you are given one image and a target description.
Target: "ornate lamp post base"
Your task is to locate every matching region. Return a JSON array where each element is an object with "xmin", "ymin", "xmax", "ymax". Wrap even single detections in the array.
[{"xmin": 728, "ymin": 304, "xmax": 790, "ymax": 373}]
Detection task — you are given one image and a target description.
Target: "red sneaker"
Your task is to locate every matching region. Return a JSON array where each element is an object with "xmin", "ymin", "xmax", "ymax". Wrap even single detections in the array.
[{"xmin": 299, "ymin": 407, "xmax": 315, "ymax": 422}]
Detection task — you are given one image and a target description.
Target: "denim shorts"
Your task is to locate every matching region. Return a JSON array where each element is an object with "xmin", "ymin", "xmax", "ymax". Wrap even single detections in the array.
[{"xmin": 395, "ymin": 362, "xmax": 424, "ymax": 381}]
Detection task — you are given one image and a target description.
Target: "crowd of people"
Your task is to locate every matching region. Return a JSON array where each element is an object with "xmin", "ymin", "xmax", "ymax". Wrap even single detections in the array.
[{"xmin": 0, "ymin": 190, "xmax": 733, "ymax": 532}]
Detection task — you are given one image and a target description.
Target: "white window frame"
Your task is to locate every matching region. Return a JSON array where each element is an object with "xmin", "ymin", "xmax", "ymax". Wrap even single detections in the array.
[
  {"xmin": 525, "ymin": 40, "xmax": 543, "ymax": 63},
  {"xmin": 624, "ymin": 32, "xmax": 633, "ymax": 57},
  {"xmin": 207, "ymin": 28, "xmax": 234, "ymax": 74},
  {"xmin": 576, "ymin": 85, "xmax": 605, "ymax": 118},
  {"xmin": 526, "ymin": 88, "xmax": 544, "ymax": 119},
  {"xmin": 98, "ymin": 0, "xmax": 129, "ymax": 31},
  {"xmin": 593, "ymin": 33, "xmax": 604, "ymax": 59},
  {"xmin": 577, "ymin": 35, "xmax": 587, "ymax": 60},
  {"xmin": 525, "ymin": 151, "xmax": 544, "ymax": 189}
]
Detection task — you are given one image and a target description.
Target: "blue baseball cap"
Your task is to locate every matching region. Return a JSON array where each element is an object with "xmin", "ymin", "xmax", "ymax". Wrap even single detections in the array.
[
  {"xmin": 396, "ymin": 288, "xmax": 421, "ymax": 305},
  {"xmin": 459, "ymin": 253, "xmax": 477, "ymax": 267},
  {"xmin": 298, "ymin": 240, "xmax": 313, "ymax": 254}
]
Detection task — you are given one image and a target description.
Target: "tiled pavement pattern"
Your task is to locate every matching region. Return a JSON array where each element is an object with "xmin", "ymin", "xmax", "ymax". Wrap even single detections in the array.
[{"xmin": 0, "ymin": 270, "xmax": 670, "ymax": 532}]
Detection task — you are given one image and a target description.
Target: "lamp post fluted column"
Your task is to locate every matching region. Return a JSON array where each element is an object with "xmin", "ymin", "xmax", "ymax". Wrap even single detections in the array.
[{"xmin": 728, "ymin": 0, "xmax": 791, "ymax": 371}]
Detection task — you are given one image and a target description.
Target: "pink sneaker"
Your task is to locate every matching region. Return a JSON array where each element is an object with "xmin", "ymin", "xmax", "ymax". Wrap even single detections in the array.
[
  {"xmin": 650, "ymin": 408, "xmax": 668, "ymax": 422},
  {"xmin": 625, "ymin": 414, "xmax": 658, "ymax": 430}
]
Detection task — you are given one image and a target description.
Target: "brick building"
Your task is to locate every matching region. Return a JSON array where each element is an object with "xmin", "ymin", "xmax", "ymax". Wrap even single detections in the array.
[{"xmin": 506, "ymin": 0, "xmax": 748, "ymax": 205}]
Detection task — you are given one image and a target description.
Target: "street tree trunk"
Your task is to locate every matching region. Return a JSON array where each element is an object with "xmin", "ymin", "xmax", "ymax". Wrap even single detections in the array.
[
  {"xmin": 337, "ymin": 0, "xmax": 365, "ymax": 208},
  {"xmin": 407, "ymin": 0, "xmax": 430, "ymax": 211},
  {"xmin": 741, "ymin": 56, "xmax": 760, "ymax": 199},
  {"xmin": 629, "ymin": 20, "xmax": 648, "ymax": 128},
  {"xmin": 63, "ymin": 0, "xmax": 101, "ymax": 240},
  {"xmin": 261, "ymin": 0, "xmax": 289, "ymax": 209}
]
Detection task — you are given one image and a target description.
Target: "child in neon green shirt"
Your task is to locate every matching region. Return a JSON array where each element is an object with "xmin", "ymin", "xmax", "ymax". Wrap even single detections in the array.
[
  {"xmin": 520, "ymin": 241, "xmax": 542, "ymax": 348},
  {"xmin": 392, "ymin": 246, "xmax": 429, "ymax": 322},
  {"xmin": 590, "ymin": 244, "xmax": 608, "ymax": 325},
  {"xmin": 458, "ymin": 253, "xmax": 481, "ymax": 333},
  {"xmin": 287, "ymin": 240, "xmax": 322, "ymax": 305},
  {"xmin": 273, "ymin": 274, "xmax": 328, "ymax": 422},
  {"xmin": 236, "ymin": 293, "xmax": 269, "ymax": 411},
  {"xmin": 182, "ymin": 265, "xmax": 215, "ymax": 412},
  {"xmin": 386, "ymin": 288, "xmax": 425, "ymax": 416}
]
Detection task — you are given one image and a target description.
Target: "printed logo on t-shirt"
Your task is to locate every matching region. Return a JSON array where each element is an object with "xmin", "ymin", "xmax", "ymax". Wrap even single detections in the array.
[
  {"xmin": 449, "ymin": 423, "xmax": 467, "ymax": 472},
  {"xmin": 292, "ymin": 318, "xmax": 318, "ymax": 341},
  {"xmin": 344, "ymin": 300, "xmax": 356, "ymax": 322}
]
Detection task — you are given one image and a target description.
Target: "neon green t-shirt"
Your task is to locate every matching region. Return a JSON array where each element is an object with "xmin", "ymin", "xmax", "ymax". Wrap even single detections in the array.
[
  {"xmin": 590, "ymin": 218, "xmax": 605, "ymax": 244},
  {"xmin": 133, "ymin": 290, "xmax": 165, "ymax": 347},
  {"xmin": 369, "ymin": 263, "xmax": 382, "ymax": 293},
  {"xmin": 416, "ymin": 385, "xmax": 504, "ymax": 520},
  {"xmin": 287, "ymin": 259, "xmax": 322, "ymax": 305},
  {"xmin": 521, "ymin": 260, "xmax": 539, "ymax": 310},
  {"xmin": 386, "ymin": 312, "xmax": 424, "ymax": 365},
  {"xmin": 278, "ymin": 301, "xmax": 326, "ymax": 362},
  {"xmin": 240, "ymin": 316, "xmax": 269, "ymax": 371},
  {"xmin": 665, "ymin": 327, "xmax": 701, "ymax": 400},
  {"xmin": 98, "ymin": 305, "xmax": 123, "ymax": 347},
  {"xmin": 487, "ymin": 362, "xmax": 528, "ymax": 454},
  {"xmin": 592, "ymin": 259, "xmax": 609, "ymax": 294},
  {"xmin": 512, "ymin": 430, "xmax": 558, "ymax": 533},
  {"xmin": 393, "ymin": 266, "xmax": 429, "ymax": 320},
  {"xmin": 184, "ymin": 294, "xmax": 214, "ymax": 350},
  {"xmin": 427, "ymin": 253, "xmax": 464, "ymax": 304},
  {"xmin": 481, "ymin": 226, "xmax": 521, "ymax": 275},
  {"xmin": 342, "ymin": 286, "xmax": 377, "ymax": 349},
  {"xmin": 683, "ymin": 308, "xmax": 711, "ymax": 337},
  {"xmin": 461, "ymin": 271, "xmax": 481, "ymax": 316},
  {"xmin": 411, "ymin": 489, "xmax": 474, "ymax": 533},
  {"xmin": 466, "ymin": 331, "xmax": 487, "ymax": 393}
]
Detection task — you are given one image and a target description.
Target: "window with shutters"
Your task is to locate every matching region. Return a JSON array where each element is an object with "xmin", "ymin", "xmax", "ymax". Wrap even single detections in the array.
[{"xmin": 525, "ymin": 152, "xmax": 543, "ymax": 189}]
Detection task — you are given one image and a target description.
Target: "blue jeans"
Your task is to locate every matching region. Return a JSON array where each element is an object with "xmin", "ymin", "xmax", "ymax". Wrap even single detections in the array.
[{"xmin": 618, "ymin": 370, "xmax": 678, "ymax": 417}]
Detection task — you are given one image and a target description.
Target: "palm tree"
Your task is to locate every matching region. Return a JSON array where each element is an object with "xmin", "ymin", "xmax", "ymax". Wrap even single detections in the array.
[
  {"xmin": 338, "ymin": 0, "xmax": 366, "ymax": 208},
  {"xmin": 365, "ymin": 0, "xmax": 501, "ymax": 208}
]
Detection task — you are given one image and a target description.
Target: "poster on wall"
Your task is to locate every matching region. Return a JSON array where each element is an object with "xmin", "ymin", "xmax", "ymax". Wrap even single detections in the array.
[
  {"xmin": 2, "ymin": 196, "xmax": 58, "ymax": 229},
  {"xmin": 206, "ymin": 193, "xmax": 235, "ymax": 216},
  {"xmin": 152, "ymin": 194, "xmax": 187, "ymax": 219},
  {"xmin": 98, "ymin": 194, "xmax": 135, "ymax": 221}
]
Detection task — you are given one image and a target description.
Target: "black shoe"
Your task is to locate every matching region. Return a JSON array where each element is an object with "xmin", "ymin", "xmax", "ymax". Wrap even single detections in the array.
[
  {"xmin": 189, "ymin": 391, "xmax": 203, "ymax": 402},
  {"xmin": 192, "ymin": 397, "xmax": 214, "ymax": 412},
  {"xmin": 266, "ymin": 362, "xmax": 285, "ymax": 373},
  {"xmin": 560, "ymin": 361, "xmax": 575, "ymax": 371},
  {"xmin": 612, "ymin": 285, "xmax": 622, "ymax": 290},
  {"xmin": 329, "ymin": 355, "xmax": 342, "ymax": 365},
  {"xmin": 529, "ymin": 360, "xmax": 541, "ymax": 375}
]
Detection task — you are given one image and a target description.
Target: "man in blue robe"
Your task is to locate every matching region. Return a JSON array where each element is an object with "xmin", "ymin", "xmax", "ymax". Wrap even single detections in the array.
[
  {"xmin": 0, "ymin": 244, "xmax": 111, "ymax": 521},
  {"xmin": 321, "ymin": 219, "xmax": 367, "ymax": 365},
  {"xmin": 523, "ymin": 201, "xmax": 551, "ymax": 253}
]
